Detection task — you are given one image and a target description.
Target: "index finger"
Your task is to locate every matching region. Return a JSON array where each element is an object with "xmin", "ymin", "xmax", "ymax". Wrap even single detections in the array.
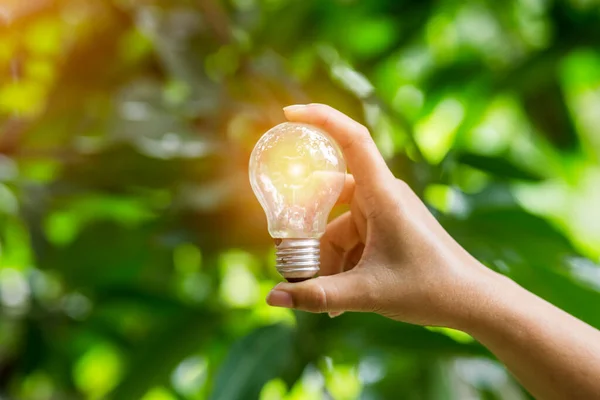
[
  {"xmin": 283, "ymin": 103, "xmax": 394, "ymax": 187},
  {"xmin": 311, "ymin": 171, "xmax": 354, "ymax": 205}
]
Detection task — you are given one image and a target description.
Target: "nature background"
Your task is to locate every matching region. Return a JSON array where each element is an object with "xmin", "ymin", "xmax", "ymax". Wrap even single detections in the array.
[{"xmin": 1, "ymin": 0, "xmax": 600, "ymax": 398}]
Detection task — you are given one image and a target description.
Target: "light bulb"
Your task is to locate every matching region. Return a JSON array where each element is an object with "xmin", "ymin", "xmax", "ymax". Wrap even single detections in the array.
[{"xmin": 249, "ymin": 122, "xmax": 346, "ymax": 282}]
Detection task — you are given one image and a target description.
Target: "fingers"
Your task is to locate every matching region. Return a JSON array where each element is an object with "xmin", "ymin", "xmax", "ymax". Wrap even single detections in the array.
[
  {"xmin": 310, "ymin": 171, "xmax": 353, "ymax": 205},
  {"xmin": 266, "ymin": 271, "xmax": 372, "ymax": 313},
  {"xmin": 336, "ymin": 174, "xmax": 355, "ymax": 205},
  {"xmin": 283, "ymin": 104, "xmax": 394, "ymax": 187},
  {"xmin": 319, "ymin": 212, "xmax": 360, "ymax": 276}
]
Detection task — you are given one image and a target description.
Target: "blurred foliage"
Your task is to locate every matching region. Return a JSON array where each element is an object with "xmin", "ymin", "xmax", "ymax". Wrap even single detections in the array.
[{"xmin": 1, "ymin": 0, "xmax": 600, "ymax": 398}]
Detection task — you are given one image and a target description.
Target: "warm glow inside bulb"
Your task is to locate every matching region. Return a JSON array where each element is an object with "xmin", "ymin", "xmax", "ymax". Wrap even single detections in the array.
[
  {"xmin": 288, "ymin": 163, "xmax": 306, "ymax": 179},
  {"xmin": 249, "ymin": 122, "xmax": 346, "ymax": 239}
]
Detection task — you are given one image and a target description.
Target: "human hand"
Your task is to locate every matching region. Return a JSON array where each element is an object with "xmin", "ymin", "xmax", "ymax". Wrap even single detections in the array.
[{"xmin": 266, "ymin": 103, "xmax": 499, "ymax": 328}]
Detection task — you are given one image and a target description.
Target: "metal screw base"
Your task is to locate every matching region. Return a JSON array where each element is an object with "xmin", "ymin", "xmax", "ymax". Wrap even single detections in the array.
[{"xmin": 275, "ymin": 238, "xmax": 320, "ymax": 281}]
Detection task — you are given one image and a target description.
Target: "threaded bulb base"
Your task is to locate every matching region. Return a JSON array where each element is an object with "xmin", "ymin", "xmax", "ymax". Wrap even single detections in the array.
[{"xmin": 275, "ymin": 238, "xmax": 320, "ymax": 281}]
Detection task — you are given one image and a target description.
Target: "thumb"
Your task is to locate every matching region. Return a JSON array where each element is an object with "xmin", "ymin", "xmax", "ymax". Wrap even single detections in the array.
[{"xmin": 266, "ymin": 272, "xmax": 371, "ymax": 313}]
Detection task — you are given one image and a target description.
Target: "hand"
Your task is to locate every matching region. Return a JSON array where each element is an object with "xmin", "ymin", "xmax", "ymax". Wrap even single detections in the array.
[
  {"xmin": 264, "ymin": 104, "xmax": 600, "ymax": 400},
  {"xmin": 266, "ymin": 103, "xmax": 498, "ymax": 328}
]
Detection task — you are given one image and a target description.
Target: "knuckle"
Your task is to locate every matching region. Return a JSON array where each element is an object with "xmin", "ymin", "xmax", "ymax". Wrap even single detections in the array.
[
  {"xmin": 357, "ymin": 135, "xmax": 374, "ymax": 150},
  {"xmin": 341, "ymin": 135, "xmax": 357, "ymax": 152},
  {"xmin": 396, "ymin": 179, "xmax": 411, "ymax": 193},
  {"xmin": 352, "ymin": 126, "xmax": 372, "ymax": 147},
  {"xmin": 363, "ymin": 190, "xmax": 385, "ymax": 220},
  {"xmin": 299, "ymin": 281, "xmax": 330, "ymax": 313},
  {"xmin": 312, "ymin": 284, "xmax": 329, "ymax": 313},
  {"xmin": 319, "ymin": 112, "xmax": 334, "ymax": 132},
  {"xmin": 356, "ymin": 124, "xmax": 371, "ymax": 139},
  {"xmin": 342, "ymin": 134, "xmax": 371, "ymax": 155}
]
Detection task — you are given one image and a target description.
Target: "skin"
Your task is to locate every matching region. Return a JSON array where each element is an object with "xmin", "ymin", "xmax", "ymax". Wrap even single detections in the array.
[{"xmin": 266, "ymin": 103, "xmax": 600, "ymax": 400}]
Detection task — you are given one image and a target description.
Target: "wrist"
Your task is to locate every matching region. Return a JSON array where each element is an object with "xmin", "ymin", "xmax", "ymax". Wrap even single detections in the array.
[{"xmin": 449, "ymin": 263, "xmax": 521, "ymax": 336}]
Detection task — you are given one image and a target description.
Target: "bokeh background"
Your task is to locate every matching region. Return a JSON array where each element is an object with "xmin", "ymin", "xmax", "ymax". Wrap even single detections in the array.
[{"xmin": 1, "ymin": 0, "xmax": 600, "ymax": 398}]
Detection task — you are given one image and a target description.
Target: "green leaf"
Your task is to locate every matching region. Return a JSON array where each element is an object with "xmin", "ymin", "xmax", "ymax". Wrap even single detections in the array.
[
  {"xmin": 209, "ymin": 324, "xmax": 295, "ymax": 400},
  {"xmin": 522, "ymin": 80, "xmax": 580, "ymax": 151},
  {"xmin": 415, "ymin": 97, "xmax": 465, "ymax": 164},
  {"xmin": 141, "ymin": 387, "xmax": 178, "ymax": 400},
  {"xmin": 321, "ymin": 313, "xmax": 486, "ymax": 358},
  {"xmin": 343, "ymin": 17, "xmax": 398, "ymax": 59},
  {"xmin": 443, "ymin": 209, "xmax": 600, "ymax": 328},
  {"xmin": 110, "ymin": 310, "xmax": 220, "ymax": 400},
  {"xmin": 457, "ymin": 153, "xmax": 545, "ymax": 181},
  {"xmin": 0, "ymin": 217, "xmax": 32, "ymax": 269},
  {"xmin": 73, "ymin": 342, "xmax": 124, "ymax": 399},
  {"xmin": 425, "ymin": 327, "xmax": 474, "ymax": 344}
]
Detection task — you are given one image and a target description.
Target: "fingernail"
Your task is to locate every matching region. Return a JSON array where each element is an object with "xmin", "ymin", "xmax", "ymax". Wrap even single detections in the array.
[
  {"xmin": 266, "ymin": 290, "xmax": 294, "ymax": 308},
  {"xmin": 328, "ymin": 311, "xmax": 344, "ymax": 318},
  {"xmin": 283, "ymin": 104, "xmax": 307, "ymax": 112}
]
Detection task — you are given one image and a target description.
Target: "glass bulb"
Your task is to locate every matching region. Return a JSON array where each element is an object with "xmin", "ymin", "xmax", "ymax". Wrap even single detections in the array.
[{"xmin": 249, "ymin": 122, "xmax": 346, "ymax": 281}]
